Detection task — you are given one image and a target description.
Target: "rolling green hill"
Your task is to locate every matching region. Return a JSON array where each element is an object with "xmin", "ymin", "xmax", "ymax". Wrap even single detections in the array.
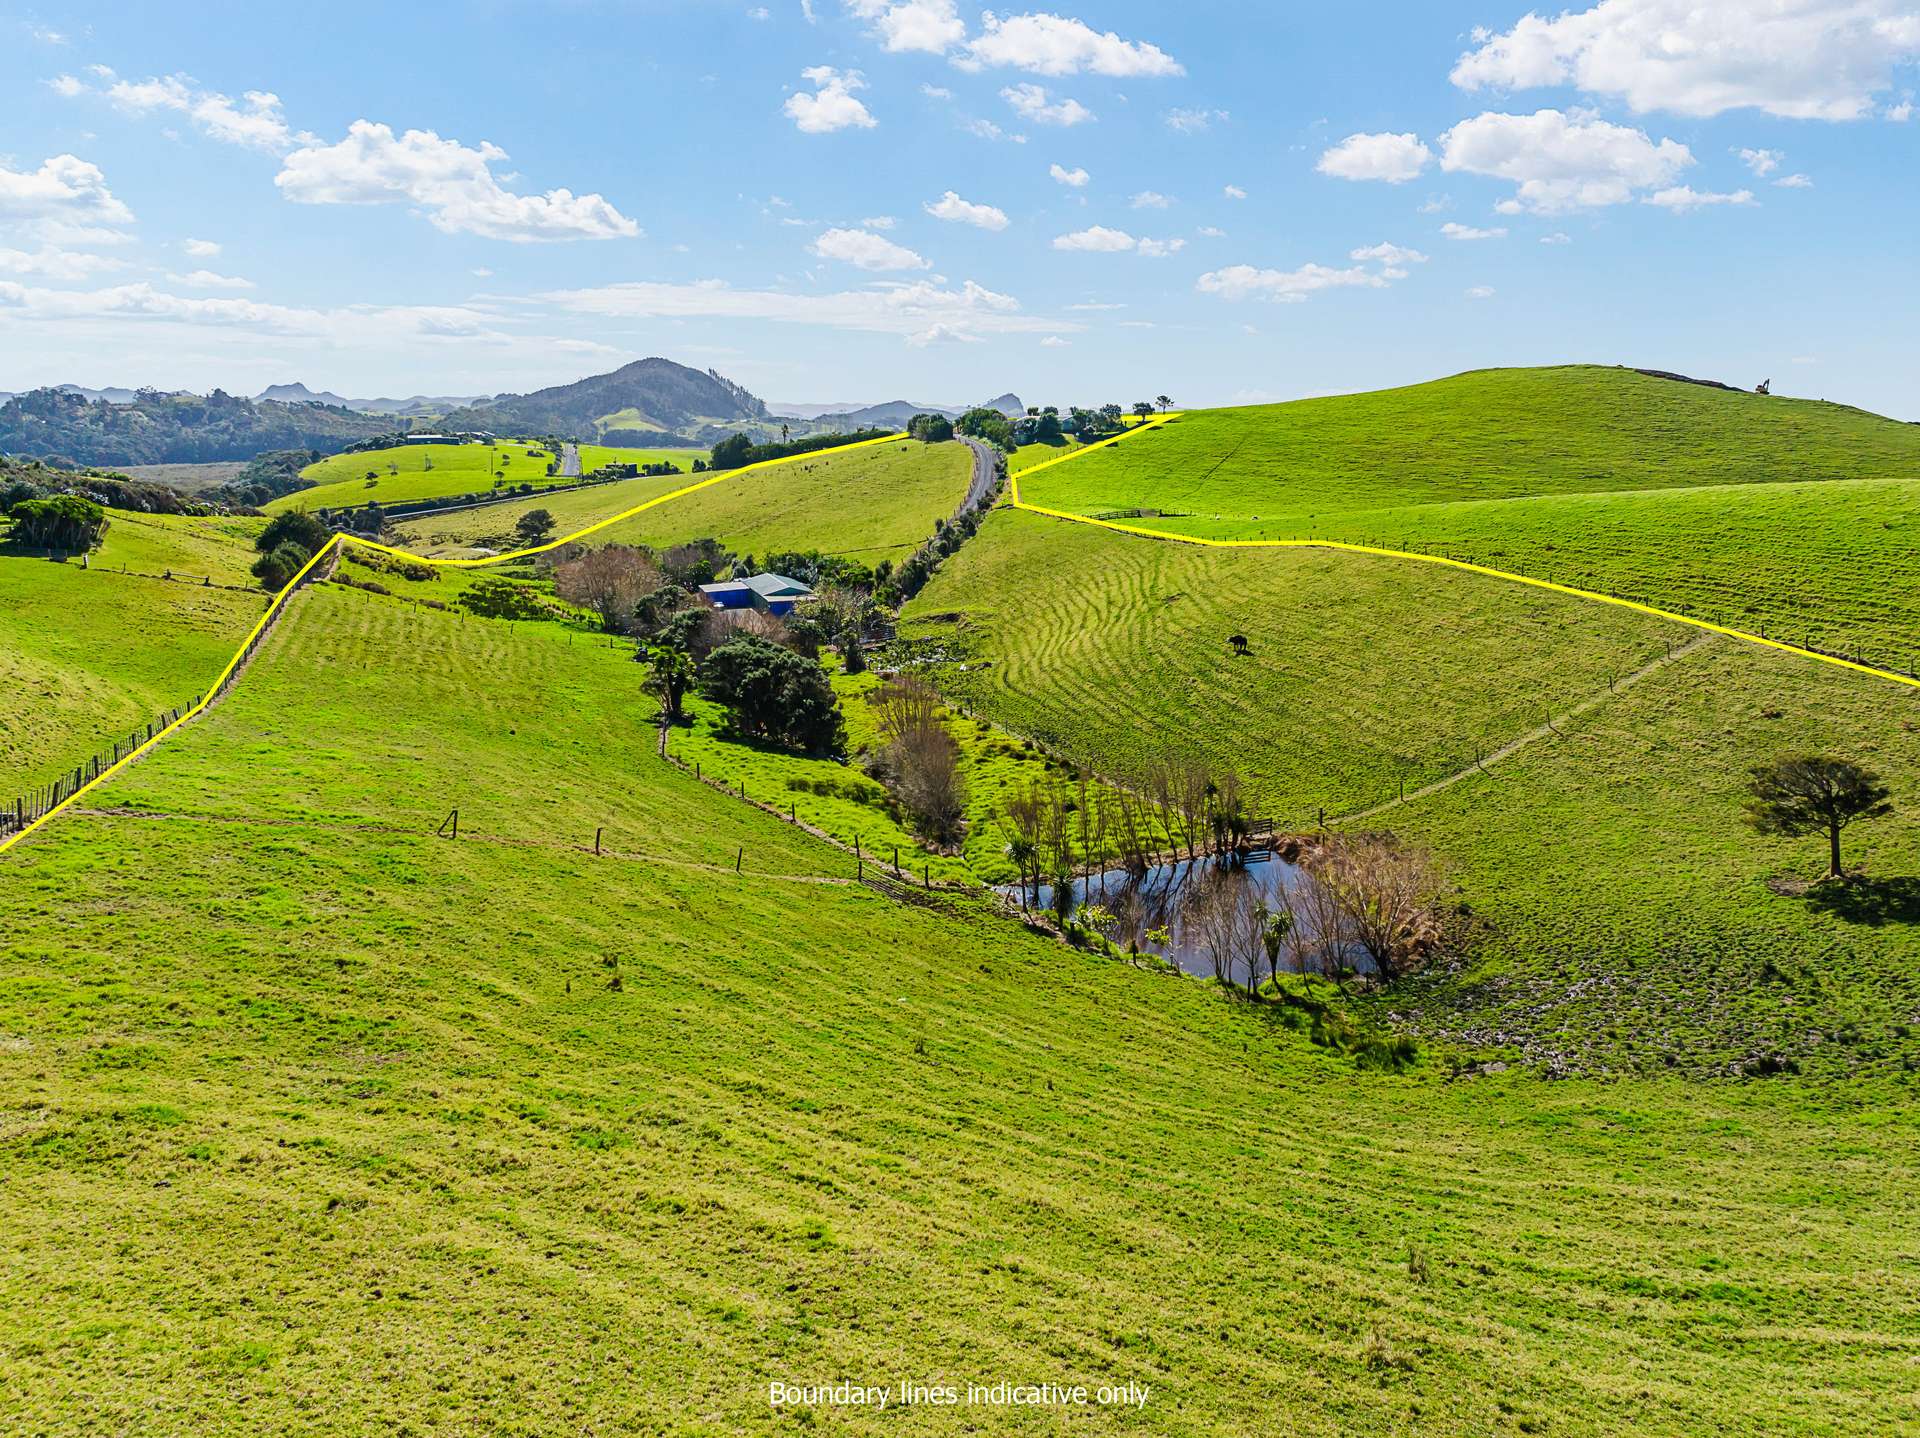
[
  {"xmin": 270, "ymin": 441, "xmax": 569, "ymax": 515},
  {"xmin": 1017, "ymin": 367, "xmax": 1920, "ymax": 660},
  {"xmin": 395, "ymin": 438, "xmax": 971, "ymax": 565},
  {"xmin": 4, "ymin": 578, "xmax": 1918, "ymax": 1435}
]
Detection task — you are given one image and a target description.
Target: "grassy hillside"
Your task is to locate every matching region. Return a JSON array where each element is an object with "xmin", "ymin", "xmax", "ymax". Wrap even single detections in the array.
[
  {"xmin": 396, "ymin": 438, "xmax": 970, "ymax": 566},
  {"xmin": 273, "ymin": 441, "xmax": 567, "ymax": 514},
  {"xmin": 4, "ymin": 580, "xmax": 1918, "ymax": 1435},
  {"xmin": 576, "ymin": 443, "xmax": 702, "ymax": 472},
  {"xmin": 903, "ymin": 508, "xmax": 1920, "ymax": 1074},
  {"xmin": 1018, "ymin": 368, "xmax": 1920, "ymax": 660},
  {"xmin": 0, "ymin": 509, "xmax": 265, "ymax": 799}
]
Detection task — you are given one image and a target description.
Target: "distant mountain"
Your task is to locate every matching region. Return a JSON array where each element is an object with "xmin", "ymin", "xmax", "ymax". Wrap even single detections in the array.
[
  {"xmin": 348, "ymin": 393, "xmax": 494, "ymax": 418},
  {"xmin": 0, "ymin": 386, "xmax": 398, "ymax": 465},
  {"xmin": 983, "ymin": 392, "xmax": 1025, "ymax": 417},
  {"xmin": 770, "ymin": 398, "xmax": 960, "ymax": 422},
  {"xmin": 256, "ymin": 382, "xmax": 354, "ymax": 407},
  {"xmin": 440, "ymin": 357, "xmax": 771, "ymax": 442},
  {"xmin": 53, "ymin": 384, "xmax": 143, "ymax": 405}
]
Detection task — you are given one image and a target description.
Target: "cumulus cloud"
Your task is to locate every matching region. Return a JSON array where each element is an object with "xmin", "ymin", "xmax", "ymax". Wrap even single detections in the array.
[
  {"xmin": 1775, "ymin": 172, "xmax": 1815, "ymax": 187},
  {"xmin": 1450, "ymin": 0, "xmax": 1920, "ymax": 120},
  {"xmin": 1738, "ymin": 146, "xmax": 1784, "ymax": 176},
  {"xmin": 48, "ymin": 74, "xmax": 84, "ymax": 98},
  {"xmin": 274, "ymin": 121, "xmax": 640, "ymax": 241},
  {"xmin": 1350, "ymin": 242, "xmax": 1430, "ymax": 265},
  {"xmin": 1136, "ymin": 236, "xmax": 1186, "ymax": 257},
  {"xmin": 963, "ymin": 13, "xmax": 1183, "ymax": 77},
  {"xmin": 1041, "ymin": 334, "xmax": 1070, "ymax": 346},
  {"xmin": 1223, "ymin": 183, "xmax": 1247, "ymax": 199},
  {"xmin": 786, "ymin": 66, "xmax": 878, "ymax": 133},
  {"xmin": 1440, "ymin": 221, "xmax": 1508, "ymax": 239},
  {"xmin": 1195, "ymin": 263, "xmax": 1390, "ymax": 303},
  {"xmin": 1643, "ymin": 185, "xmax": 1757, "ymax": 210},
  {"xmin": 1130, "ymin": 190, "xmax": 1171, "ymax": 209},
  {"xmin": 1003, "ymin": 83, "xmax": 1094, "ymax": 125},
  {"xmin": 1317, "ymin": 132, "xmax": 1432, "ymax": 183},
  {"xmin": 182, "ymin": 236, "xmax": 222, "ymax": 257},
  {"xmin": 1465, "ymin": 285, "xmax": 1496, "ymax": 299},
  {"xmin": 964, "ymin": 117, "xmax": 1026, "ymax": 142},
  {"xmin": 0, "ymin": 155, "xmax": 134, "ymax": 227},
  {"xmin": 1439, "ymin": 109, "xmax": 1692, "ymax": 212},
  {"xmin": 907, "ymin": 322, "xmax": 983, "ymax": 345},
  {"xmin": 105, "ymin": 74, "xmax": 304, "ymax": 152},
  {"xmin": 925, "ymin": 190, "xmax": 1010, "ymax": 229},
  {"xmin": 540, "ymin": 275, "xmax": 1067, "ymax": 344},
  {"xmin": 811, "ymin": 226, "xmax": 930, "ymax": 269},
  {"xmin": 1050, "ymin": 162, "xmax": 1090, "ymax": 186},
  {"xmin": 845, "ymin": 0, "xmax": 966, "ymax": 54},
  {"xmin": 1053, "ymin": 225, "xmax": 1137, "ymax": 251}
]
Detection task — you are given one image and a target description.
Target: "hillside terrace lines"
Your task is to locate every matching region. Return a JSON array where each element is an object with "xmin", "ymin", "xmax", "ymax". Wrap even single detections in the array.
[{"xmin": 1007, "ymin": 413, "xmax": 1920, "ymax": 696}]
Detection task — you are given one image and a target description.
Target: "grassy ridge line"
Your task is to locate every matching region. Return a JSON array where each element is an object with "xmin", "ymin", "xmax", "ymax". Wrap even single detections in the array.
[
  {"xmin": 0, "ymin": 436, "xmax": 899, "ymax": 858},
  {"xmin": 0, "ymin": 534, "xmax": 341, "ymax": 857},
  {"xmin": 1007, "ymin": 415, "xmax": 1920, "ymax": 696},
  {"xmin": 356, "ymin": 433, "xmax": 900, "ymax": 568}
]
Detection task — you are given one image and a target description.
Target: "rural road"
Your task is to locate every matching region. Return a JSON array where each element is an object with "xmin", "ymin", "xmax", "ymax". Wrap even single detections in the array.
[
  {"xmin": 959, "ymin": 437, "xmax": 1000, "ymax": 510},
  {"xmin": 559, "ymin": 442, "xmax": 581, "ymax": 477}
]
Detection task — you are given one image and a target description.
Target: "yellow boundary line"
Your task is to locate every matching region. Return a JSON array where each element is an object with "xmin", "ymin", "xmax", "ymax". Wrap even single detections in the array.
[
  {"xmin": 1008, "ymin": 413, "xmax": 1920, "ymax": 695},
  {"xmin": 0, "ymin": 434, "xmax": 905, "ymax": 856}
]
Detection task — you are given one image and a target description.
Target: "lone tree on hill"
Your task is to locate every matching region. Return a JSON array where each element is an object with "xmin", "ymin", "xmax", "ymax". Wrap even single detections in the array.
[
  {"xmin": 1745, "ymin": 755, "xmax": 1894, "ymax": 881},
  {"xmin": 515, "ymin": 508, "xmax": 555, "ymax": 546},
  {"xmin": 1155, "ymin": 394, "xmax": 1173, "ymax": 413},
  {"xmin": 700, "ymin": 634, "xmax": 845, "ymax": 756}
]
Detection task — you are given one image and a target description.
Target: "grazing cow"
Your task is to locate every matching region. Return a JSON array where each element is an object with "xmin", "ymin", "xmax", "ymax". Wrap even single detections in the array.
[{"xmin": 1229, "ymin": 633, "xmax": 1250, "ymax": 655}]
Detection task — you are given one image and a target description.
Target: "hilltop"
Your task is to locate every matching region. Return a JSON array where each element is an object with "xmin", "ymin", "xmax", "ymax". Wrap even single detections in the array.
[
  {"xmin": 439, "ymin": 357, "xmax": 772, "ymax": 445},
  {"xmin": 0, "ymin": 386, "xmax": 396, "ymax": 466}
]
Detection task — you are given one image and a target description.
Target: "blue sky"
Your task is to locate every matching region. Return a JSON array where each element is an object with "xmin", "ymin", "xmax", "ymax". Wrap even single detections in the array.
[{"xmin": 2, "ymin": 1, "xmax": 1916, "ymax": 416}]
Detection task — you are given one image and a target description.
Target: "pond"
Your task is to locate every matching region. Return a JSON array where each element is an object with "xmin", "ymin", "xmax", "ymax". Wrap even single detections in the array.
[{"xmin": 996, "ymin": 856, "xmax": 1376, "ymax": 981}]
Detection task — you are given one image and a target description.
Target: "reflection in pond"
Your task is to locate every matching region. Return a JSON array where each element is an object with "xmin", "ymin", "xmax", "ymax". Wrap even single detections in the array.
[{"xmin": 998, "ymin": 855, "xmax": 1376, "ymax": 982}]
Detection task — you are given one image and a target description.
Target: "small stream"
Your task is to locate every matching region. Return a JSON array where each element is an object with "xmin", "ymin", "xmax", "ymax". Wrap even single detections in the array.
[{"xmin": 997, "ymin": 856, "xmax": 1376, "ymax": 980}]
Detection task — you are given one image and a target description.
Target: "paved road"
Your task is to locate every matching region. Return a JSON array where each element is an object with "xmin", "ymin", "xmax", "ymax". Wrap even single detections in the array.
[
  {"xmin": 958, "ymin": 437, "xmax": 1001, "ymax": 511},
  {"xmin": 559, "ymin": 442, "xmax": 581, "ymax": 478}
]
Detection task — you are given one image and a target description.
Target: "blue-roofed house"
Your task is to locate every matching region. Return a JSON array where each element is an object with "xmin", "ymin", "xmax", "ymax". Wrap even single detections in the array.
[{"xmin": 697, "ymin": 572, "xmax": 813, "ymax": 618}]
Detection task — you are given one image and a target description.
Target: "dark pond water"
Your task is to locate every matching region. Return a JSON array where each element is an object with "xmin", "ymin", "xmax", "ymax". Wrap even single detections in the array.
[{"xmin": 996, "ymin": 856, "xmax": 1375, "ymax": 981}]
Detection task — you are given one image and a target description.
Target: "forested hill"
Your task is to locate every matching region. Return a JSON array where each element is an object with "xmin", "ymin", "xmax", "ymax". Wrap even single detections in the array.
[
  {"xmin": 438, "ymin": 357, "xmax": 770, "ymax": 441},
  {"xmin": 0, "ymin": 387, "xmax": 397, "ymax": 465}
]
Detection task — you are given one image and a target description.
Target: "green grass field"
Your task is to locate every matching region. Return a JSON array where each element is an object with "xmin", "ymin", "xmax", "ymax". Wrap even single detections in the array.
[
  {"xmin": 5, "ymin": 579, "xmax": 1919, "ymax": 1434},
  {"xmin": 576, "ymin": 443, "xmax": 704, "ymax": 474},
  {"xmin": 0, "ymin": 509, "xmax": 266, "ymax": 800},
  {"xmin": 395, "ymin": 438, "xmax": 972, "ymax": 566},
  {"xmin": 273, "ymin": 441, "xmax": 569, "ymax": 514},
  {"xmin": 1019, "ymin": 368, "xmax": 1920, "ymax": 660}
]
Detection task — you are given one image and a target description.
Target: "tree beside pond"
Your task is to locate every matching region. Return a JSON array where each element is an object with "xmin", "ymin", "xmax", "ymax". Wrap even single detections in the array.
[{"xmin": 700, "ymin": 635, "xmax": 845, "ymax": 756}]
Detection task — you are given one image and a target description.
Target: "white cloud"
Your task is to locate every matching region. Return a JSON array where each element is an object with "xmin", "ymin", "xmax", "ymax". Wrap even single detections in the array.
[
  {"xmin": 166, "ymin": 269, "xmax": 255, "ymax": 289},
  {"xmin": 925, "ymin": 191, "xmax": 1010, "ymax": 229},
  {"xmin": 1643, "ymin": 185, "xmax": 1757, "ymax": 210},
  {"xmin": 1317, "ymin": 131, "xmax": 1432, "ymax": 183},
  {"xmin": 1165, "ymin": 106, "xmax": 1227, "ymax": 133},
  {"xmin": 0, "ymin": 279, "xmax": 509, "ymax": 345},
  {"xmin": 1466, "ymin": 285, "xmax": 1496, "ymax": 299},
  {"xmin": 0, "ymin": 246, "xmax": 128, "ymax": 281},
  {"xmin": 1197, "ymin": 225, "xmax": 1225, "ymax": 237},
  {"xmin": 471, "ymin": 266, "xmax": 494, "ymax": 276},
  {"xmin": 48, "ymin": 74, "xmax": 84, "ymax": 98},
  {"xmin": 1439, "ymin": 109, "xmax": 1691, "ymax": 213},
  {"xmin": 106, "ymin": 74, "xmax": 303, "ymax": 152},
  {"xmin": 1003, "ymin": 83, "xmax": 1094, "ymax": 125},
  {"xmin": 1049, "ymin": 163, "xmax": 1090, "ymax": 186},
  {"xmin": 862, "ymin": 215, "xmax": 897, "ymax": 229},
  {"xmin": 922, "ymin": 83, "xmax": 955, "ymax": 100},
  {"xmin": 848, "ymin": 0, "xmax": 966, "ymax": 54},
  {"xmin": 786, "ymin": 66, "xmax": 877, "ymax": 133},
  {"xmin": 1196, "ymin": 263, "xmax": 1390, "ymax": 303},
  {"xmin": 1040, "ymin": 334, "xmax": 1070, "ymax": 346},
  {"xmin": 1440, "ymin": 221, "xmax": 1508, "ymax": 240},
  {"xmin": 182, "ymin": 236, "xmax": 222, "ymax": 257},
  {"xmin": 908, "ymin": 322, "xmax": 983, "ymax": 345},
  {"xmin": 1130, "ymin": 190, "xmax": 1171, "ymax": 209},
  {"xmin": 1889, "ymin": 99, "xmax": 1915, "ymax": 119},
  {"xmin": 1450, "ymin": 0, "xmax": 1920, "ymax": 120},
  {"xmin": 0, "ymin": 155, "xmax": 134, "ymax": 227},
  {"xmin": 811, "ymin": 226, "xmax": 931, "ymax": 269},
  {"xmin": 1223, "ymin": 183, "xmax": 1247, "ymax": 199},
  {"xmin": 1350, "ymin": 242, "xmax": 1429, "ymax": 265},
  {"xmin": 1136, "ymin": 237, "xmax": 1186, "ymax": 257},
  {"xmin": 541, "ymin": 275, "xmax": 1067, "ymax": 344},
  {"xmin": 749, "ymin": 6, "xmax": 772, "ymax": 18},
  {"xmin": 1738, "ymin": 146, "xmax": 1784, "ymax": 176},
  {"xmin": 274, "ymin": 121, "xmax": 641, "ymax": 241},
  {"xmin": 1541, "ymin": 231, "xmax": 1573, "ymax": 243},
  {"xmin": 964, "ymin": 117, "xmax": 1027, "ymax": 142},
  {"xmin": 1053, "ymin": 225, "xmax": 1136, "ymax": 251},
  {"xmin": 964, "ymin": 13, "xmax": 1183, "ymax": 77},
  {"xmin": 1775, "ymin": 172, "xmax": 1815, "ymax": 187}
]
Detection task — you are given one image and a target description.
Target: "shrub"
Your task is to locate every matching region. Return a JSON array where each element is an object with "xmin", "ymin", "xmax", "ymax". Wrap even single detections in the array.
[
  {"xmin": 7, "ymin": 494, "xmax": 107, "ymax": 551},
  {"xmin": 251, "ymin": 541, "xmax": 311, "ymax": 590},
  {"xmin": 462, "ymin": 577, "xmax": 551, "ymax": 621},
  {"xmin": 699, "ymin": 635, "xmax": 845, "ymax": 756}
]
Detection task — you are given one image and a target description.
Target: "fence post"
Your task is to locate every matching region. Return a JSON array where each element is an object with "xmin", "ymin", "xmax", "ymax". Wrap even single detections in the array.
[{"xmin": 595, "ymin": 826, "xmax": 603, "ymax": 856}]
